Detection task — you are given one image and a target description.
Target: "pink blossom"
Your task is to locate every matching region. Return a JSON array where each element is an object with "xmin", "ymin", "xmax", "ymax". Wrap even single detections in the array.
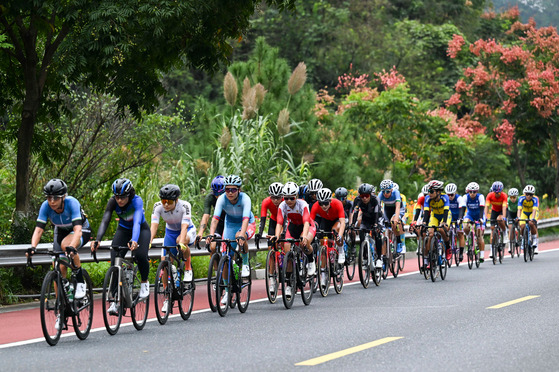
[
  {"xmin": 455, "ymin": 79, "xmax": 468, "ymax": 92},
  {"xmin": 495, "ymin": 119, "xmax": 515, "ymax": 147},
  {"xmin": 445, "ymin": 93, "xmax": 462, "ymax": 107},
  {"xmin": 502, "ymin": 79, "xmax": 522, "ymax": 98},
  {"xmin": 447, "ymin": 34, "xmax": 465, "ymax": 59},
  {"xmin": 374, "ymin": 66, "xmax": 406, "ymax": 90},
  {"xmin": 474, "ymin": 103, "xmax": 492, "ymax": 117},
  {"xmin": 448, "ymin": 114, "xmax": 486, "ymax": 139},
  {"xmin": 502, "ymin": 99, "xmax": 517, "ymax": 114}
]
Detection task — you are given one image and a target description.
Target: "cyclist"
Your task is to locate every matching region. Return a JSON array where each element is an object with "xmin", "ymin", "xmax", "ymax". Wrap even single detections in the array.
[
  {"xmin": 310, "ymin": 188, "xmax": 346, "ymax": 270},
  {"xmin": 506, "ymin": 188, "xmax": 520, "ymax": 253},
  {"xmin": 517, "ymin": 185, "xmax": 539, "ymax": 253},
  {"xmin": 30, "ymin": 179, "xmax": 92, "ymax": 329},
  {"xmin": 392, "ymin": 182, "xmax": 407, "ymax": 254},
  {"xmin": 484, "ymin": 181, "xmax": 508, "ymax": 258},
  {"xmin": 463, "ymin": 182, "xmax": 486, "ymax": 262},
  {"xmin": 92, "ymin": 178, "xmax": 151, "ymax": 315},
  {"xmin": 335, "ymin": 187, "xmax": 354, "ymax": 258},
  {"xmin": 273, "ymin": 182, "xmax": 317, "ymax": 297},
  {"xmin": 378, "ymin": 179, "xmax": 405, "ymax": 256},
  {"xmin": 445, "ymin": 183, "xmax": 466, "ymax": 261},
  {"xmin": 150, "ymin": 184, "xmax": 196, "ymax": 294},
  {"xmin": 351, "ymin": 183, "xmax": 383, "ymax": 269},
  {"xmin": 409, "ymin": 184, "xmax": 429, "ymax": 239},
  {"xmin": 205, "ymin": 175, "xmax": 256, "ymax": 305},
  {"xmin": 196, "ymin": 175, "xmax": 226, "ymax": 265},
  {"xmin": 422, "ymin": 180, "xmax": 451, "ymax": 267}
]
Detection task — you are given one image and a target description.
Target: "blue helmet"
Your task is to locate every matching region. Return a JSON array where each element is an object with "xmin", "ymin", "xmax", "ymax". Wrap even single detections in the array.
[
  {"xmin": 211, "ymin": 175, "xmax": 225, "ymax": 196},
  {"xmin": 112, "ymin": 178, "xmax": 133, "ymax": 196},
  {"xmin": 492, "ymin": 181, "xmax": 504, "ymax": 193}
]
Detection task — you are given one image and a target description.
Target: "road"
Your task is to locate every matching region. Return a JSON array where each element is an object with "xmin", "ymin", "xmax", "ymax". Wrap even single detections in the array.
[{"xmin": 1, "ymin": 239, "xmax": 558, "ymax": 371}]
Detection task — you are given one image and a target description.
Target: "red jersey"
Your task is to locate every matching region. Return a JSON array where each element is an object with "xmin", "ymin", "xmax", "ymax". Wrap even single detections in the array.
[
  {"xmin": 310, "ymin": 199, "xmax": 345, "ymax": 221},
  {"xmin": 486, "ymin": 192, "xmax": 508, "ymax": 212},
  {"xmin": 277, "ymin": 199, "xmax": 311, "ymax": 226},
  {"xmin": 260, "ymin": 196, "xmax": 280, "ymax": 221}
]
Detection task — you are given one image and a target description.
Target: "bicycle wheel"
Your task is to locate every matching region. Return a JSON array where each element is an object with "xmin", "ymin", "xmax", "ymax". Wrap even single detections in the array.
[
  {"xmin": 515, "ymin": 229, "xmax": 521, "ymax": 258},
  {"xmin": 102, "ymin": 266, "xmax": 122, "ymax": 335},
  {"xmin": 439, "ymin": 241, "xmax": 447, "ymax": 280},
  {"xmin": 333, "ymin": 251, "xmax": 343, "ymax": 294},
  {"xmin": 265, "ymin": 249, "xmax": 279, "ymax": 304},
  {"xmin": 453, "ymin": 232, "xmax": 460, "ymax": 267},
  {"xmin": 299, "ymin": 253, "xmax": 313, "ymax": 306},
  {"xmin": 529, "ymin": 232, "xmax": 535, "ymax": 261},
  {"xmin": 40, "ymin": 271, "xmax": 63, "ymax": 346},
  {"xmin": 422, "ymin": 237, "xmax": 430, "ymax": 280},
  {"xmin": 475, "ymin": 248, "xmax": 481, "ymax": 268},
  {"xmin": 391, "ymin": 243, "xmax": 400, "ymax": 278},
  {"xmin": 417, "ymin": 236, "xmax": 423, "ymax": 275},
  {"xmin": 345, "ymin": 235, "xmax": 356, "ymax": 280},
  {"xmin": 154, "ymin": 261, "xmax": 171, "ymax": 325},
  {"xmin": 73, "ymin": 269, "xmax": 94, "ymax": 340},
  {"xmin": 281, "ymin": 251, "xmax": 296, "ymax": 309},
  {"xmin": 498, "ymin": 233, "xmax": 504, "ymax": 264},
  {"xmin": 398, "ymin": 246, "xmax": 406, "ymax": 271},
  {"xmin": 238, "ymin": 256, "xmax": 251, "ymax": 314},
  {"xmin": 131, "ymin": 266, "xmax": 149, "ymax": 330},
  {"xmin": 382, "ymin": 238, "xmax": 389, "ymax": 280},
  {"xmin": 429, "ymin": 240, "xmax": 438, "ymax": 282},
  {"xmin": 491, "ymin": 229, "xmax": 498, "ymax": 265},
  {"xmin": 509, "ymin": 228, "xmax": 516, "ymax": 258},
  {"xmin": 216, "ymin": 255, "xmax": 231, "ymax": 316},
  {"xmin": 179, "ymin": 269, "xmax": 195, "ymax": 320},
  {"xmin": 358, "ymin": 239, "xmax": 370, "ymax": 289},
  {"xmin": 318, "ymin": 245, "xmax": 330, "ymax": 297},
  {"xmin": 207, "ymin": 253, "xmax": 220, "ymax": 312}
]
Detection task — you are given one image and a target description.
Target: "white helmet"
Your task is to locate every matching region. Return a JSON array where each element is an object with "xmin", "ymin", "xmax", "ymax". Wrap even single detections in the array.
[
  {"xmin": 392, "ymin": 182, "xmax": 399, "ymax": 191},
  {"xmin": 268, "ymin": 182, "xmax": 283, "ymax": 197},
  {"xmin": 380, "ymin": 179, "xmax": 393, "ymax": 191},
  {"xmin": 523, "ymin": 185, "xmax": 535, "ymax": 194},
  {"xmin": 317, "ymin": 188, "xmax": 332, "ymax": 202},
  {"xmin": 428, "ymin": 180, "xmax": 444, "ymax": 191},
  {"xmin": 445, "ymin": 183, "xmax": 457, "ymax": 194},
  {"xmin": 282, "ymin": 182, "xmax": 299, "ymax": 196},
  {"xmin": 466, "ymin": 182, "xmax": 479, "ymax": 192},
  {"xmin": 307, "ymin": 179, "xmax": 323, "ymax": 193},
  {"xmin": 421, "ymin": 184, "xmax": 429, "ymax": 195},
  {"xmin": 508, "ymin": 188, "xmax": 519, "ymax": 196}
]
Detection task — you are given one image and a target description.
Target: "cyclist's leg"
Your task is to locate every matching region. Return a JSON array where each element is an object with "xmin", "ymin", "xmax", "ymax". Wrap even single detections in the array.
[
  {"xmin": 136, "ymin": 224, "xmax": 151, "ymax": 283},
  {"xmin": 476, "ymin": 221, "xmax": 485, "ymax": 261}
]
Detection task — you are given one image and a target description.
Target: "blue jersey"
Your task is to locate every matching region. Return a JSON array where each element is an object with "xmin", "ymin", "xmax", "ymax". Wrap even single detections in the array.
[
  {"xmin": 37, "ymin": 196, "xmax": 90, "ymax": 232},
  {"xmin": 213, "ymin": 192, "xmax": 255, "ymax": 227},
  {"xmin": 464, "ymin": 193, "xmax": 485, "ymax": 221},
  {"xmin": 379, "ymin": 189, "xmax": 401, "ymax": 211},
  {"xmin": 114, "ymin": 195, "xmax": 147, "ymax": 242},
  {"xmin": 448, "ymin": 194, "xmax": 465, "ymax": 220}
]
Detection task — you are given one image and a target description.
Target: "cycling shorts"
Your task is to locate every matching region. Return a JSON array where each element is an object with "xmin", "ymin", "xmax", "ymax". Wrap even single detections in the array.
[
  {"xmin": 286, "ymin": 222, "xmax": 316, "ymax": 241},
  {"xmin": 428, "ymin": 213, "xmax": 451, "ymax": 228},
  {"xmin": 518, "ymin": 211, "xmax": 534, "ymax": 226},
  {"xmin": 162, "ymin": 226, "xmax": 196, "ymax": 256}
]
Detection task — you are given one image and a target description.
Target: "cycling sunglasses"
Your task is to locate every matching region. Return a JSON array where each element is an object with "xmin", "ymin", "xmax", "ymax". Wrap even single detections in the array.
[
  {"xmin": 360, "ymin": 193, "xmax": 371, "ymax": 198},
  {"xmin": 46, "ymin": 195, "xmax": 63, "ymax": 201},
  {"xmin": 225, "ymin": 187, "xmax": 239, "ymax": 193},
  {"xmin": 284, "ymin": 196, "xmax": 297, "ymax": 201},
  {"xmin": 318, "ymin": 201, "xmax": 330, "ymax": 206},
  {"xmin": 161, "ymin": 199, "xmax": 175, "ymax": 205}
]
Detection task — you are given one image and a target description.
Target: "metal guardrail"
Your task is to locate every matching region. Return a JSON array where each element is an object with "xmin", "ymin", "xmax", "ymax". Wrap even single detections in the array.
[{"xmin": 2, "ymin": 217, "xmax": 558, "ymax": 267}]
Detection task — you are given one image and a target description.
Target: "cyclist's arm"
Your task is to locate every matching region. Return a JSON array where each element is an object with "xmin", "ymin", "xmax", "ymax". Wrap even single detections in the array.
[
  {"xmin": 208, "ymin": 216, "xmax": 219, "ymax": 236},
  {"xmin": 239, "ymin": 217, "xmax": 249, "ymax": 239},
  {"xmin": 131, "ymin": 196, "xmax": 145, "ymax": 244},
  {"xmin": 197, "ymin": 213, "xmax": 211, "ymax": 237},
  {"xmin": 178, "ymin": 223, "xmax": 190, "ymax": 245},
  {"xmin": 149, "ymin": 222, "xmax": 159, "ymax": 244},
  {"xmin": 31, "ymin": 226, "xmax": 44, "ymax": 248},
  {"xmin": 95, "ymin": 198, "xmax": 116, "ymax": 241}
]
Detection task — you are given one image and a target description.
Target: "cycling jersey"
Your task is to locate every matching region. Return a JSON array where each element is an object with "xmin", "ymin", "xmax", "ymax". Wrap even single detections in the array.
[
  {"xmin": 151, "ymin": 199, "xmax": 194, "ymax": 232},
  {"xmin": 341, "ymin": 200, "xmax": 353, "ymax": 220},
  {"xmin": 424, "ymin": 194, "xmax": 450, "ymax": 215},
  {"xmin": 379, "ymin": 189, "xmax": 401, "ymax": 210},
  {"xmin": 448, "ymin": 194, "xmax": 466, "ymax": 220},
  {"xmin": 310, "ymin": 199, "xmax": 345, "ymax": 222},
  {"xmin": 352, "ymin": 196, "xmax": 380, "ymax": 225},
  {"xmin": 260, "ymin": 196, "xmax": 280, "ymax": 222},
  {"xmin": 96, "ymin": 195, "xmax": 147, "ymax": 243},
  {"xmin": 36, "ymin": 196, "xmax": 90, "ymax": 231},
  {"xmin": 486, "ymin": 192, "xmax": 508, "ymax": 213},
  {"xmin": 518, "ymin": 195, "xmax": 539, "ymax": 220},
  {"xmin": 464, "ymin": 193, "xmax": 485, "ymax": 222},
  {"xmin": 277, "ymin": 199, "xmax": 311, "ymax": 226},
  {"xmin": 213, "ymin": 192, "xmax": 255, "ymax": 225}
]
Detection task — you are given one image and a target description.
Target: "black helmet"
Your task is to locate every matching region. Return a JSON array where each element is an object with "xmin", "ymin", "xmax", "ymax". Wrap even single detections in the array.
[
  {"xmin": 358, "ymin": 183, "xmax": 373, "ymax": 195},
  {"xmin": 112, "ymin": 178, "xmax": 133, "ymax": 196},
  {"xmin": 159, "ymin": 184, "xmax": 181, "ymax": 200},
  {"xmin": 335, "ymin": 187, "xmax": 348, "ymax": 199},
  {"xmin": 43, "ymin": 179, "xmax": 67, "ymax": 196}
]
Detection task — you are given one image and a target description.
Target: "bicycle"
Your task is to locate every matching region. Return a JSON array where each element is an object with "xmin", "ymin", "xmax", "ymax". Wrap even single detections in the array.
[
  {"xmin": 411, "ymin": 224, "xmax": 426, "ymax": 276},
  {"xmin": 489, "ymin": 219, "xmax": 504, "ymax": 265},
  {"xmin": 354, "ymin": 226, "xmax": 382, "ymax": 289},
  {"xmin": 274, "ymin": 236, "xmax": 313, "ymax": 309},
  {"xmin": 509, "ymin": 220, "xmax": 521, "ymax": 258},
  {"xmin": 518, "ymin": 219, "xmax": 536, "ymax": 262},
  {"xmin": 383, "ymin": 222, "xmax": 401, "ymax": 279},
  {"xmin": 343, "ymin": 228, "xmax": 357, "ymax": 280},
  {"xmin": 465, "ymin": 221, "xmax": 482, "ymax": 270},
  {"xmin": 101, "ymin": 246, "xmax": 150, "ymax": 335},
  {"xmin": 448, "ymin": 221, "xmax": 460, "ymax": 267},
  {"xmin": 211, "ymin": 237, "xmax": 251, "ymax": 316},
  {"xmin": 26, "ymin": 248, "xmax": 94, "ymax": 346},
  {"xmin": 255, "ymin": 235, "xmax": 284, "ymax": 304},
  {"xmin": 196, "ymin": 237, "xmax": 222, "ymax": 313},
  {"xmin": 316, "ymin": 230, "xmax": 343, "ymax": 297},
  {"xmin": 154, "ymin": 245, "xmax": 195, "ymax": 324},
  {"xmin": 425, "ymin": 225, "xmax": 448, "ymax": 282}
]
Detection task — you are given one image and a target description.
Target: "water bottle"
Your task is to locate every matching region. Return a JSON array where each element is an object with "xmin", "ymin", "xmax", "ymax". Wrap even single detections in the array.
[
  {"xmin": 233, "ymin": 261, "xmax": 239, "ymax": 280},
  {"xmin": 171, "ymin": 265, "xmax": 179, "ymax": 287},
  {"xmin": 68, "ymin": 283, "xmax": 74, "ymax": 302}
]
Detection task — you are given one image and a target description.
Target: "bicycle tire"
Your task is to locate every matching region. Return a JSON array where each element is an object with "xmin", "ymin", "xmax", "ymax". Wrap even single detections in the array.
[
  {"xmin": 265, "ymin": 249, "xmax": 279, "ymax": 304},
  {"xmin": 154, "ymin": 261, "xmax": 171, "ymax": 325},
  {"xmin": 40, "ymin": 271, "xmax": 63, "ymax": 346},
  {"xmin": 102, "ymin": 266, "xmax": 122, "ymax": 335},
  {"xmin": 439, "ymin": 241, "xmax": 447, "ymax": 280},
  {"xmin": 392, "ymin": 244, "xmax": 400, "ymax": 278},
  {"xmin": 358, "ymin": 239, "xmax": 370, "ymax": 289},
  {"xmin": 237, "ymin": 256, "xmax": 251, "ymax": 314},
  {"xmin": 311, "ymin": 242, "xmax": 319, "ymax": 294},
  {"xmin": 381, "ymin": 237, "xmax": 389, "ymax": 280},
  {"xmin": 422, "ymin": 237, "xmax": 430, "ymax": 280},
  {"xmin": 417, "ymin": 235, "xmax": 424, "ymax": 275},
  {"xmin": 333, "ymin": 250, "xmax": 343, "ymax": 294},
  {"xmin": 475, "ymin": 249, "xmax": 481, "ymax": 268},
  {"xmin": 282, "ymin": 251, "xmax": 296, "ymax": 309},
  {"xmin": 216, "ymin": 254, "xmax": 231, "ymax": 316},
  {"xmin": 131, "ymin": 266, "xmax": 149, "ymax": 330},
  {"xmin": 300, "ymin": 253, "xmax": 313, "ymax": 305},
  {"xmin": 491, "ymin": 228, "xmax": 498, "ymax": 265},
  {"xmin": 179, "ymin": 272, "xmax": 195, "ymax": 320},
  {"xmin": 429, "ymin": 239, "xmax": 438, "ymax": 282},
  {"xmin": 73, "ymin": 269, "xmax": 94, "ymax": 340},
  {"xmin": 207, "ymin": 253, "xmax": 220, "ymax": 312},
  {"xmin": 318, "ymin": 245, "xmax": 330, "ymax": 297},
  {"xmin": 345, "ymin": 234, "xmax": 356, "ymax": 280}
]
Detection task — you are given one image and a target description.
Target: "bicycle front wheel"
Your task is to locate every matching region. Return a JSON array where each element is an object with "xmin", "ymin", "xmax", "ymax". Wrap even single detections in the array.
[
  {"xmin": 345, "ymin": 235, "xmax": 356, "ymax": 280},
  {"xmin": 318, "ymin": 245, "xmax": 330, "ymax": 297},
  {"xmin": 299, "ymin": 253, "xmax": 313, "ymax": 306},
  {"xmin": 492, "ymin": 229, "xmax": 498, "ymax": 265},
  {"xmin": 333, "ymin": 251, "xmax": 343, "ymax": 294},
  {"xmin": 439, "ymin": 242, "xmax": 447, "ymax": 280},
  {"xmin": 281, "ymin": 251, "xmax": 296, "ymax": 309},
  {"xmin": 216, "ymin": 254, "xmax": 231, "ymax": 316},
  {"xmin": 154, "ymin": 261, "xmax": 171, "ymax": 325},
  {"xmin": 179, "ymin": 270, "xmax": 195, "ymax": 320},
  {"xmin": 40, "ymin": 271, "xmax": 63, "ymax": 346},
  {"xmin": 265, "ymin": 249, "xmax": 279, "ymax": 304},
  {"xmin": 358, "ymin": 239, "xmax": 370, "ymax": 289},
  {"xmin": 238, "ymin": 258, "xmax": 251, "ymax": 314},
  {"xmin": 429, "ymin": 240, "xmax": 438, "ymax": 282},
  {"xmin": 207, "ymin": 253, "xmax": 220, "ymax": 312},
  {"xmin": 398, "ymin": 248, "xmax": 406, "ymax": 271},
  {"xmin": 73, "ymin": 269, "xmax": 94, "ymax": 340},
  {"xmin": 102, "ymin": 266, "xmax": 122, "ymax": 336},
  {"xmin": 131, "ymin": 266, "xmax": 149, "ymax": 330}
]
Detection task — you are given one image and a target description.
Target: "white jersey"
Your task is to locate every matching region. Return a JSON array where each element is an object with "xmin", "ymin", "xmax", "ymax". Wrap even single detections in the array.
[{"xmin": 151, "ymin": 199, "xmax": 194, "ymax": 231}]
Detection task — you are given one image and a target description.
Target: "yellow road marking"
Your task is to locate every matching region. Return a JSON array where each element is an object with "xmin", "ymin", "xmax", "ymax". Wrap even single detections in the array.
[
  {"xmin": 487, "ymin": 295, "xmax": 540, "ymax": 309},
  {"xmin": 295, "ymin": 337, "xmax": 403, "ymax": 366}
]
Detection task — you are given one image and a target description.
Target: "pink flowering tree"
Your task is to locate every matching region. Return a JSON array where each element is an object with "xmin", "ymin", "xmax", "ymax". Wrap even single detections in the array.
[{"xmin": 446, "ymin": 14, "xmax": 559, "ymax": 198}]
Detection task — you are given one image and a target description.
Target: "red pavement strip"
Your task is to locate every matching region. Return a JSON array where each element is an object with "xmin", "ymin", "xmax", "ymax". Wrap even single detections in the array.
[{"xmin": 2, "ymin": 240, "xmax": 557, "ymax": 347}]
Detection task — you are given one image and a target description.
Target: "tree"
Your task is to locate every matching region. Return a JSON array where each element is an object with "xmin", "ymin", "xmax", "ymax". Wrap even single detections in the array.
[{"xmin": 0, "ymin": 0, "xmax": 295, "ymax": 213}]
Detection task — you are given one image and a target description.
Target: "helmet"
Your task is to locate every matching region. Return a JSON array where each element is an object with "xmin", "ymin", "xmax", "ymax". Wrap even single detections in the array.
[
  {"xmin": 508, "ymin": 188, "xmax": 519, "ymax": 196},
  {"xmin": 492, "ymin": 181, "xmax": 504, "ymax": 193},
  {"xmin": 466, "ymin": 182, "xmax": 479, "ymax": 192},
  {"xmin": 298, "ymin": 185, "xmax": 308, "ymax": 199},
  {"xmin": 159, "ymin": 184, "xmax": 181, "ymax": 200},
  {"xmin": 307, "ymin": 179, "xmax": 323, "ymax": 193},
  {"xmin": 421, "ymin": 184, "xmax": 429, "ymax": 195},
  {"xmin": 224, "ymin": 174, "xmax": 242, "ymax": 187},
  {"xmin": 335, "ymin": 187, "xmax": 348, "ymax": 199},
  {"xmin": 380, "ymin": 179, "xmax": 393, "ymax": 191},
  {"xmin": 43, "ymin": 179, "xmax": 67, "ymax": 196},
  {"xmin": 445, "ymin": 183, "xmax": 457, "ymax": 194},
  {"xmin": 317, "ymin": 188, "xmax": 332, "ymax": 202},
  {"xmin": 392, "ymin": 182, "xmax": 399, "ymax": 191},
  {"xmin": 282, "ymin": 182, "xmax": 299, "ymax": 196},
  {"xmin": 358, "ymin": 183, "xmax": 374, "ymax": 195},
  {"xmin": 112, "ymin": 178, "xmax": 133, "ymax": 196},
  {"xmin": 211, "ymin": 175, "xmax": 225, "ymax": 195},
  {"xmin": 428, "ymin": 180, "xmax": 444, "ymax": 191},
  {"xmin": 268, "ymin": 182, "xmax": 283, "ymax": 197},
  {"xmin": 523, "ymin": 185, "xmax": 535, "ymax": 194}
]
